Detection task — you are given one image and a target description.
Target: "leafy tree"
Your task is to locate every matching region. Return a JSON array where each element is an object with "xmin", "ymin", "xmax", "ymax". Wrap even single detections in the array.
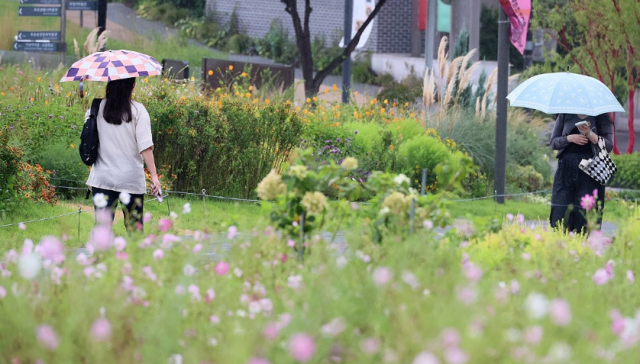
[
  {"xmin": 280, "ymin": 0, "xmax": 388, "ymax": 98},
  {"xmin": 533, "ymin": 0, "xmax": 639, "ymax": 154}
]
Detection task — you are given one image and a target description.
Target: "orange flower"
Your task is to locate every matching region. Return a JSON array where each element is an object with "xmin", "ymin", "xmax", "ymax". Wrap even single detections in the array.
[
  {"xmin": 390, "ymin": 144, "xmax": 394, "ymax": 150},
  {"xmin": 332, "ymin": 84, "xmax": 338, "ymax": 91},
  {"xmin": 208, "ymin": 70, "xmax": 213, "ymax": 76},
  {"xmin": 70, "ymin": 143, "xmax": 75, "ymax": 149},
  {"xmin": 249, "ymin": 86, "xmax": 253, "ymax": 91},
  {"xmin": 265, "ymin": 99, "xmax": 270, "ymax": 104},
  {"xmin": 229, "ymin": 65, "xmax": 234, "ymax": 71}
]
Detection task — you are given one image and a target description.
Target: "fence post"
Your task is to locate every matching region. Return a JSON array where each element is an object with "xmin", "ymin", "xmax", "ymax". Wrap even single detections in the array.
[
  {"xmin": 202, "ymin": 189, "xmax": 207, "ymax": 216},
  {"xmin": 166, "ymin": 192, "xmax": 171, "ymax": 216},
  {"xmin": 494, "ymin": 189, "xmax": 498, "ymax": 215},
  {"xmin": 298, "ymin": 212, "xmax": 305, "ymax": 261},
  {"xmin": 421, "ymin": 168, "xmax": 428, "ymax": 196},
  {"xmin": 409, "ymin": 198, "xmax": 416, "ymax": 235},
  {"xmin": 77, "ymin": 206, "xmax": 82, "ymax": 243}
]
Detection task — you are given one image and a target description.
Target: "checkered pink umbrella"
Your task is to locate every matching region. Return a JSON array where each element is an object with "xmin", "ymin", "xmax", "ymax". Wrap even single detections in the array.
[{"xmin": 60, "ymin": 49, "xmax": 162, "ymax": 82}]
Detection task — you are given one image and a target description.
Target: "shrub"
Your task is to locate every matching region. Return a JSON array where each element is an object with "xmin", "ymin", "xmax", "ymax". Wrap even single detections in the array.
[
  {"xmin": 146, "ymin": 94, "xmax": 305, "ymax": 198},
  {"xmin": 0, "ymin": 132, "xmax": 21, "ymax": 215},
  {"xmin": 611, "ymin": 153, "xmax": 640, "ymax": 189},
  {"xmin": 506, "ymin": 164, "xmax": 545, "ymax": 193},
  {"xmin": 396, "ymin": 134, "xmax": 457, "ymax": 192},
  {"xmin": 376, "ymin": 74, "xmax": 423, "ymax": 104},
  {"xmin": 352, "ymin": 51, "xmax": 377, "ymax": 84},
  {"xmin": 34, "ymin": 142, "xmax": 89, "ymax": 199}
]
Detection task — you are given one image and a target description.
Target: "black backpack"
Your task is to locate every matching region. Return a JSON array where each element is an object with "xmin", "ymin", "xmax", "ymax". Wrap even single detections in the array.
[{"xmin": 79, "ymin": 98, "xmax": 103, "ymax": 166}]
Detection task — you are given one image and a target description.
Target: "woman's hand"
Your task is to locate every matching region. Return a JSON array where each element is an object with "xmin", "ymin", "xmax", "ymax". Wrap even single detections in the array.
[
  {"xmin": 577, "ymin": 121, "xmax": 591, "ymax": 135},
  {"xmin": 567, "ymin": 134, "xmax": 589, "ymax": 145},
  {"xmin": 151, "ymin": 174, "xmax": 161, "ymax": 196}
]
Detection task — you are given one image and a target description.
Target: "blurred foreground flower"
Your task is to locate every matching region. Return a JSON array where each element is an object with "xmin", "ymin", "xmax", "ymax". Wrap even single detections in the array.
[
  {"xmin": 288, "ymin": 333, "xmax": 316, "ymax": 362},
  {"xmin": 36, "ymin": 325, "xmax": 59, "ymax": 350},
  {"xmin": 257, "ymin": 169, "xmax": 286, "ymax": 200},
  {"xmin": 301, "ymin": 192, "xmax": 328, "ymax": 215}
]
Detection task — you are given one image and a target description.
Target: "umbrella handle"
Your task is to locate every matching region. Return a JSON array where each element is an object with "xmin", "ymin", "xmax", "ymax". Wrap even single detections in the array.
[{"xmin": 79, "ymin": 81, "xmax": 84, "ymax": 99}]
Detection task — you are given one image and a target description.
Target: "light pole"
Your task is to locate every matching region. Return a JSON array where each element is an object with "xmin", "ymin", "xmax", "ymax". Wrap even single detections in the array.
[{"xmin": 495, "ymin": 5, "xmax": 509, "ymax": 204}]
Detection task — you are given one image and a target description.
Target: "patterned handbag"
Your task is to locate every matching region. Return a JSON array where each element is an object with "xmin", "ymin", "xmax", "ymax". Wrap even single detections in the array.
[{"xmin": 578, "ymin": 136, "xmax": 617, "ymax": 185}]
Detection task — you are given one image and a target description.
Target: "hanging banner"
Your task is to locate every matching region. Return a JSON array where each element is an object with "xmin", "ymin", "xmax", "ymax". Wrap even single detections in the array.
[
  {"xmin": 498, "ymin": 0, "xmax": 531, "ymax": 54},
  {"xmin": 339, "ymin": 0, "xmax": 375, "ymax": 49}
]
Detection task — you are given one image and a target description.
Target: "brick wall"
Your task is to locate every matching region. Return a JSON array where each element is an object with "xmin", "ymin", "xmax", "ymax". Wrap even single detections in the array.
[
  {"xmin": 372, "ymin": 0, "xmax": 412, "ymax": 53},
  {"xmin": 205, "ymin": 0, "xmax": 386, "ymax": 53}
]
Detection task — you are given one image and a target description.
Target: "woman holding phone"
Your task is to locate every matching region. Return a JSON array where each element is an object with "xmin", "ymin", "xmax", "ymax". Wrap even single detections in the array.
[{"xmin": 549, "ymin": 113, "xmax": 614, "ymax": 233}]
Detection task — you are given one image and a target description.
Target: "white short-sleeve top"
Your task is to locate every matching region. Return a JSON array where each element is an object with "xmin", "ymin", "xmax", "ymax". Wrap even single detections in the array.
[{"xmin": 85, "ymin": 99, "xmax": 154, "ymax": 195}]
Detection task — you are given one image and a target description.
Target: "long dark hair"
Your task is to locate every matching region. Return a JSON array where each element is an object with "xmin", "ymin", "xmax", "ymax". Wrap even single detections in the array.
[{"xmin": 103, "ymin": 78, "xmax": 136, "ymax": 125}]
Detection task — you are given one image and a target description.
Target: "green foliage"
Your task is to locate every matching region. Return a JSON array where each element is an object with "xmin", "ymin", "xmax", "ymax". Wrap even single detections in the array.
[
  {"xmin": 396, "ymin": 134, "xmax": 459, "ymax": 192},
  {"xmin": 611, "ymin": 153, "xmax": 640, "ymax": 189},
  {"xmin": 452, "ymin": 26, "xmax": 469, "ymax": 59},
  {"xmin": 351, "ymin": 51, "xmax": 377, "ymax": 84},
  {"xmin": 311, "ymin": 34, "xmax": 343, "ymax": 74},
  {"xmin": 145, "ymin": 91, "xmax": 305, "ymax": 199},
  {"xmin": 35, "ymin": 142, "xmax": 90, "ymax": 199},
  {"xmin": 506, "ymin": 164, "xmax": 545, "ymax": 193},
  {"xmin": 0, "ymin": 132, "xmax": 21, "ymax": 216},
  {"xmin": 254, "ymin": 20, "xmax": 298, "ymax": 65},
  {"xmin": 377, "ymin": 74, "xmax": 423, "ymax": 104}
]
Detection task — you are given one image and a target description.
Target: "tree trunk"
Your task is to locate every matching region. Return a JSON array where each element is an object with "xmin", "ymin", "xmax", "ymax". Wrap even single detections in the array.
[
  {"xmin": 611, "ymin": 112, "xmax": 620, "ymax": 155},
  {"xmin": 626, "ymin": 88, "xmax": 636, "ymax": 154}
]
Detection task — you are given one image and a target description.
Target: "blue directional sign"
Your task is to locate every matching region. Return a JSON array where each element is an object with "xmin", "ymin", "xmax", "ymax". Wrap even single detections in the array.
[
  {"xmin": 17, "ymin": 31, "xmax": 61, "ymax": 41},
  {"xmin": 13, "ymin": 41, "xmax": 65, "ymax": 52},
  {"xmin": 18, "ymin": 6, "xmax": 62, "ymax": 16},
  {"xmin": 19, "ymin": 0, "xmax": 61, "ymax": 4}
]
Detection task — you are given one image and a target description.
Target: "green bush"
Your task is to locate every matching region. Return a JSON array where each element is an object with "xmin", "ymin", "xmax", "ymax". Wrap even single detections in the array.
[
  {"xmin": 35, "ymin": 141, "xmax": 90, "ymax": 199},
  {"xmin": 506, "ymin": 164, "xmax": 544, "ymax": 193},
  {"xmin": 146, "ymin": 95, "xmax": 305, "ymax": 198},
  {"xmin": 0, "ymin": 132, "xmax": 21, "ymax": 216},
  {"xmin": 611, "ymin": 153, "xmax": 640, "ymax": 189},
  {"xmin": 384, "ymin": 118, "xmax": 424, "ymax": 143},
  {"xmin": 376, "ymin": 74, "xmax": 423, "ymax": 104},
  {"xmin": 396, "ymin": 134, "xmax": 457, "ymax": 191},
  {"xmin": 255, "ymin": 20, "xmax": 298, "ymax": 65},
  {"xmin": 352, "ymin": 51, "xmax": 377, "ymax": 84}
]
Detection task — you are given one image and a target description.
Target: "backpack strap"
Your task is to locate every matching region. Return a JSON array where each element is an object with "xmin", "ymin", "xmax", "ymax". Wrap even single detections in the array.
[{"xmin": 90, "ymin": 98, "xmax": 103, "ymax": 119}]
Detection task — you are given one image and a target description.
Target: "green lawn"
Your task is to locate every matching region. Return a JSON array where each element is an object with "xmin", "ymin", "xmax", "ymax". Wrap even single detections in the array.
[
  {"xmin": 1, "ymin": 195, "xmax": 263, "ymax": 248},
  {"xmin": 2, "ymin": 193, "xmax": 633, "ymax": 248}
]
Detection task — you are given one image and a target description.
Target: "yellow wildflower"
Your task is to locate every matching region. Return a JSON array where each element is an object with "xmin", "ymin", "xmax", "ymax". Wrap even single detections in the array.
[
  {"xmin": 265, "ymin": 99, "xmax": 270, "ymax": 104},
  {"xmin": 306, "ymin": 98, "xmax": 311, "ymax": 103},
  {"xmin": 208, "ymin": 70, "xmax": 213, "ymax": 76},
  {"xmin": 332, "ymin": 84, "xmax": 338, "ymax": 91},
  {"xmin": 249, "ymin": 85, "xmax": 253, "ymax": 91},
  {"xmin": 229, "ymin": 65, "xmax": 234, "ymax": 71}
]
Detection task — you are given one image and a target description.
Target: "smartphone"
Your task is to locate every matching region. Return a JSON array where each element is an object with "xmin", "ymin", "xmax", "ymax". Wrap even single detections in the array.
[
  {"xmin": 575, "ymin": 120, "xmax": 589, "ymax": 127},
  {"xmin": 156, "ymin": 186, "xmax": 163, "ymax": 203}
]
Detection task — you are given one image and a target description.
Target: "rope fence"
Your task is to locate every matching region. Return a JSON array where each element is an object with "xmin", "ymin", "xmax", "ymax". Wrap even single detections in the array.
[{"xmin": 4, "ymin": 182, "xmax": 637, "ymax": 231}]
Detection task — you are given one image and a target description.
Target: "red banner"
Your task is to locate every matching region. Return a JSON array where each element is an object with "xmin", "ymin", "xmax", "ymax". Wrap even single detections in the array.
[{"xmin": 498, "ymin": 0, "xmax": 531, "ymax": 54}]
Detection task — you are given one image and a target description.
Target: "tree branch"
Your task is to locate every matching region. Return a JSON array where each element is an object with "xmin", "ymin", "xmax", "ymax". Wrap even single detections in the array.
[
  {"xmin": 553, "ymin": 27, "xmax": 588, "ymax": 75},
  {"xmin": 304, "ymin": 0, "xmax": 311, "ymax": 37},
  {"xmin": 314, "ymin": 0, "xmax": 388, "ymax": 85}
]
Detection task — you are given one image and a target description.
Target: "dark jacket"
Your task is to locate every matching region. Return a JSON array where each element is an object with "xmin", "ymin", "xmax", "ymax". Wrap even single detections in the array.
[{"xmin": 549, "ymin": 114, "xmax": 614, "ymax": 159}]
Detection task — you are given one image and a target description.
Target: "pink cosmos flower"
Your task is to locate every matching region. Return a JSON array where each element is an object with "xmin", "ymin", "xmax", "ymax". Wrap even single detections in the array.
[
  {"xmin": 321, "ymin": 317, "xmax": 346, "ymax": 338},
  {"xmin": 175, "ymin": 285, "xmax": 186, "ymax": 295},
  {"xmin": 0, "ymin": 285, "xmax": 6, "ymax": 299},
  {"xmin": 360, "ymin": 338, "xmax": 381, "ymax": 354},
  {"xmin": 444, "ymin": 347, "xmax": 469, "ymax": 364},
  {"xmin": 227, "ymin": 226, "xmax": 238, "ymax": 240},
  {"xmin": 516, "ymin": 213, "xmax": 525, "ymax": 224},
  {"xmin": 36, "ymin": 325, "xmax": 59, "ymax": 350},
  {"xmin": 90, "ymin": 225, "xmax": 113, "ymax": 251},
  {"xmin": 206, "ymin": 289, "xmax": 215, "ymax": 302},
  {"xmin": 463, "ymin": 263, "xmax": 483, "ymax": 283},
  {"xmin": 610, "ymin": 310, "xmax": 625, "ymax": 336},
  {"xmin": 183, "ymin": 264, "xmax": 196, "ymax": 276},
  {"xmin": 153, "ymin": 249, "xmax": 164, "ymax": 260},
  {"xmin": 18, "ymin": 222, "xmax": 26, "ymax": 231},
  {"xmin": 215, "ymin": 261, "xmax": 229, "ymax": 276},
  {"xmin": 116, "ymin": 252, "xmax": 128, "ymax": 260},
  {"xmin": 209, "ymin": 315, "xmax": 220, "ymax": 324},
  {"xmin": 627, "ymin": 270, "xmax": 635, "ymax": 283},
  {"xmin": 412, "ymin": 352, "xmax": 440, "ymax": 364},
  {"xmin": 288, "ymin": 333, "xmax": 316, "ymax": 362},
  {"xmin": 593, "ymin": 269, "xmax": 611, "ymax": 285},
  {"xmin": 246, "ymin": 358, "xmax": 271, "ymax": 364},
  {"xmin": 83, "ymin": 266, "xmax": 96, "ymax": 278},
  {"xmin": 263, "ymin": 322, "xmax": 280, "ymax": 340},
  {"xmin": 158, "ymin": 218, "xmax": 172, "ymax": 232},
  {"xmin": 510, "ymin": 280, "xmax": 520, "ymax": 295},
  {"xmin": 549, "ymin": 299, "xmax": 572, "ymax": 326},
  {"xmin": 114, "ymin": 237, "xmax": 126, "ymax": 252},
  {"xmin": 287, "ymin": 239, "xmax": 296, "ymax": 247},
  {"xmin": 522, "ymin": 252, "xmax": 531, "ymax": 260},
  {"xmin": 372, "ymin": 267, "xmax": 393, "ymax": 287},
  {"xmin": 423, "ymin": 220, "xmax": 434, "ymax": 229},
  {"xmin": 506, "ymin": 213, "xmax": 514, "ymax": 222},
  {"xmin": 90, "ymin": 317, "xmax": 112, "ymax": 342},
  {"xmin": 441, "ymin": 328, "xmax": 460, "ymax": 348},
  {"xmin": 588, "ymin": 231, "xmax": 612, "ymax": 256},
  {"xmin": 40, "ymin": 236, "xmax": 64, "ymax": 264},
  {"xmin": 193, "ymin": 244, "xmax": 202, "ymax": 253},
  {"xmin": 524, "ymin": 326, "xmax": 543, "ymax": 345},
  {"xmin": 162, "ymin": 234, "xmax": 180, "ymax": 248},
  {"xmin": 143, "ymin": 212, "xmax": 152, "ymax": 223},
  {"xmin": 581, "ymin": 194, "xmax": 595, "ymax": 210},
  {"xmin": 456, "ymin": 285, "xmax": 478, "ymax": 306}
]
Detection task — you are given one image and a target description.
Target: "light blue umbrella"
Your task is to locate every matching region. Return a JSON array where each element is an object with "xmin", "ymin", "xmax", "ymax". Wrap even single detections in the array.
[{"xmin": 507, "ymin": 72, "xmax": 624, "ymax": 116}]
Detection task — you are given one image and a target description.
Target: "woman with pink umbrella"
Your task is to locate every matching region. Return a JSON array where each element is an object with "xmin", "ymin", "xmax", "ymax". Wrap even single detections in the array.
[{"xmin": 61, "ymin": 50, "xmax": 163, "ymax": 231}]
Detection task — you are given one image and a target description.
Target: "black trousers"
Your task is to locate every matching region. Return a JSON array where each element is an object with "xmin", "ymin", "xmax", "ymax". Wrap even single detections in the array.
[
  {"xmin": 550, "ymin": 154, "xmax": 605, "ymax": 234},
  {"xmin": 91, "ymin": 187, "xmax": 144, "ymax": 231}
]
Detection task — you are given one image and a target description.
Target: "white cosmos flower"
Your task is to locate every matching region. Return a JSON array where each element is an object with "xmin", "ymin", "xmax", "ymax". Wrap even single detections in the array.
[
  {"xmin": 19, "ymin": 253, "xmax": 42, "ymax": 280},
  {"xmin": 119, "ymin": 192, "xmax": 131, "ymax": 205},
  {"xmin": 93, "ymin": 193, "xmax": 108, "ymax": 208},
  {"xmin": 525, "ymin": 292, "xmax": 549, "ymax": 320}
]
